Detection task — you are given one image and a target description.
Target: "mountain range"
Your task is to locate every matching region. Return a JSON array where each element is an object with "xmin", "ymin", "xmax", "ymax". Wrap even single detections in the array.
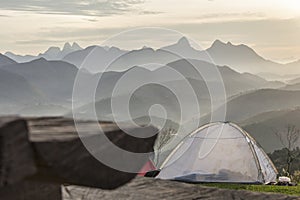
[
  {"xmin": 0, "ymin": 58, "xmax": 78, "ymax": 104},
  {"xmin": 0, "ymin": 67, "xmax": 41, "ymax": 114},
  {"xmin": 3, "ymin": 38, "xmax": 299, "ymax": 76},
  {"xmin": 0, "ymin": 51, "xmax": 294, "ymax": 118},
  {"xmin": 71, "ymin": 59, "xmax": 287, "ymax": 124},
  {"xmin": 1, "ymin": 38, "xmax": 300, "ymax": 153},
  {"xmin": 0, "ymin": 53, "xmax": 17, "ymax": 66},
  {"xmin": 219, "ymin": 89, "xmax": 300, "ymax": 122},
  {"xmin": 5, "ymin": 42, "xmax": 82, "ymax": 63},
  {"xmin": 241, "ymin": 108, "xmax": 300, "ymax": 153},
  {"xmin": 164, "ymin": 38, "xmax": 300, "ymax": 75},
  {"xmin": 0, "ymin": 56, "xmax": 80, "ymax": 115}
]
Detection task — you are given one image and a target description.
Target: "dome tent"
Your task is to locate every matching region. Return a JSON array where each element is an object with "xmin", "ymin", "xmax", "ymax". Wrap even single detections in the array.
[{"xmin": 157, "ymin": 122, "xmax": 277, "ymax": 184}]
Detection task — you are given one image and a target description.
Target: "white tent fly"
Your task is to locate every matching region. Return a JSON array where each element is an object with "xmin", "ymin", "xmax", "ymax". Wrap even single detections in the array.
[{"xmin": 157, "ymin": 122, "xmax": 278, "ymax": 184}]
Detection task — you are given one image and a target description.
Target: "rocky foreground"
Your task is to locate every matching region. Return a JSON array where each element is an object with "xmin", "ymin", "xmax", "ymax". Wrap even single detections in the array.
[
  {"xmin": 64, "ymin": 177, "xmax": 299, "ymax": 200},
  {"xmin": 0, "ymin": 117, "xmax": 299, "ymax": 199},
  {"xmin": 0, "ymin": 117, "xmax": 157, "ymax": 199}
]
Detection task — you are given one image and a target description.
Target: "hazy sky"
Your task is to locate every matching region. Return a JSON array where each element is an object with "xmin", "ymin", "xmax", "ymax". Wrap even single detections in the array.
[{"xmin": 0, "ymin": 0, "xmax": 299, "ymax": 63}]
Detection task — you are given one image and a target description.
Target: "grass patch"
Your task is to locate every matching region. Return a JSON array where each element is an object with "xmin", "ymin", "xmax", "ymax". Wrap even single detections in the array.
[{"xmin": 201, "ymin": 183, "xmax": 300, "ymax": 196}]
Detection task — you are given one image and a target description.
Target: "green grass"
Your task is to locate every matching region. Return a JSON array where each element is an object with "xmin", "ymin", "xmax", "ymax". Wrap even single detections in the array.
[{"xmin": 201, "ymin": 183, "xmax": 300, "ymax": 196}]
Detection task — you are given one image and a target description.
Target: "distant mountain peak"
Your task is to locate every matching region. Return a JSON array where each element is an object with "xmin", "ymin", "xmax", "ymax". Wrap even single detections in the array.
[
  {"xmin": 177, "ymin": 37, "xmax": 190, "ymax": 47},
  {"xmin": 0, "ymin": 53, "xmax": 17, "ymax": 66},
  {"xmin": 109, "ymin": 46, "xmax": 121, "ymax": 51},
  {"xmin": 211, "ymin": 40, "xmax": 240, "ymax": 47},
  {"xmin": 61, "ymin": 42, "xmax": 82, "ymax": 52},
  {"xmin": 211, "ymin": 40, "xmax": 252, "ymax": 49},
  {"xmin": 34, "ymin": 57, "xmax": 48, "ymax": 62},
  {"xmin": 210, "ymin": 40, "xmax": 257, "ymax": 52},
  {"xmin": 0, "ymin": 53, "xmax": 5, "ymax": 58},
  {"xmin": 63, "ymin": 42, "xmax": 72, "ymax": 50},
  {"xmin": 211, "ymin": 39, "xmax": 226, "ymax": 47},
  {"xmin": 43, "ymin": 46, "xmax": 60, "ymax": 55},
  {"xmin": 71, "ymin": 42, "xmax": 82, "ymax": 50}
]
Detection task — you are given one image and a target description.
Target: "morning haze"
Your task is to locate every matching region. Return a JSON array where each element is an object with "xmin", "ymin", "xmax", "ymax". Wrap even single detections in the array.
[
  {"xmin": 0, "ymin": 0, "xmax": 299, "ymax": 64},
  {"xmin": 0, "ymin": 1, "xmax": 300, "ymax": 199}
]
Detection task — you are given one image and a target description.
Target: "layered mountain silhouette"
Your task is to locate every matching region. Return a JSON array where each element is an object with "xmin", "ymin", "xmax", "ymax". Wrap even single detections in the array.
[
  {"xmin": 0, "ymin": 53, "xmax": 17, "ymax": 66},
  {"xmin": 0, "ymin": 68, "xmax": 41, "ymax": 114},
  {"xmin": 256, "ymin": 72, "xmax": 300, "ymax": 82},
  {"xmin": 287, "ymin": 76, "xmax": 300, "ymax": 85},
  {"xmin": 0, "ymin": 54, "xmax": 40, "ymax": 113},
  {"xmin": 63, "ymin": 45, "xmax": 128, "ymax": 72},
  {"xmin": 0, "ymin": 58, "xmax": 78, "ymax": 104},
  {"xmin": 163, "ymin": 38, "xmax": 299, "ymax": 75},
  {"xmin": 0, "ymin": 53, "xmax": 286, "ymax": 118},
  {"xmin": 58, "ymin": 37, "xmax": 300, "ymax": 75},
  {"xmin": 4, "ymin": 37, "xmax": 298, "ymax": 76},
  {"xmin": 64, "ymin": 37, "xmax": 208, "ymax": 73},
  {"xmin": 281, "ymin": 82, "xmax": 300, "ymax": 91},
  {"xmin": 72, "ymin": 59, "xmax": 285, "ymax": 123},
  {"xmin": 41, "ymin": 42, "xmax": 82, "ymax": 60},
  {"xmin": 220, "ymin": 89, "xmax": 300, "ymax": 122},
  {"xmin": 206, "ymin": 40, "xmax": 280, "ymax": 73},
  {"xmin": 1, "ymin": 38, "xmax": 300, "ymax": 153},
  {"xmin": 241, "ymin": 108, "xmax": 300, "ymax": 153},
  {"xmin": 286, "ymin": 59, "xmax": 300, "ymax": 70},
  {"xmin": 63, "ymin": 45, "xmax": 184, "ymax": 73},
  {"xmin": 5, "ymin": 42, "xmax": 82, "ymax": 62},
  {"xmin": 162, "ymin": 37, "xmax": 209, "ymax": 60}
]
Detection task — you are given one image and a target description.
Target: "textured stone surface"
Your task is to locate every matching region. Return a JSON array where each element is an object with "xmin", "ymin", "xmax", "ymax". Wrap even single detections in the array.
[
  {"xmin": 27, "ymin": 117, "xmax": 158, "ymax": 189},
  {"xmin": 0, "ymin": 117, "xmax": 158, "ymax": 199},
  {"xmin": 63, "ymin": 177, "xmax": 300, "ymax": 200},
  {"xmin": 0, "ymin": 117, "xmax": 36, "ymax": 187},
  {"xmin": 0, "ymin": 180, "xmax": 61, "ymax": 200}
]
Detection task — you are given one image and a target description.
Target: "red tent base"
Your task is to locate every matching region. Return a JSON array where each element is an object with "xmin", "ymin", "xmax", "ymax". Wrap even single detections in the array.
[{"xmin": 138, "ymin": 160, "xmax": 156, "ymax": 176}]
